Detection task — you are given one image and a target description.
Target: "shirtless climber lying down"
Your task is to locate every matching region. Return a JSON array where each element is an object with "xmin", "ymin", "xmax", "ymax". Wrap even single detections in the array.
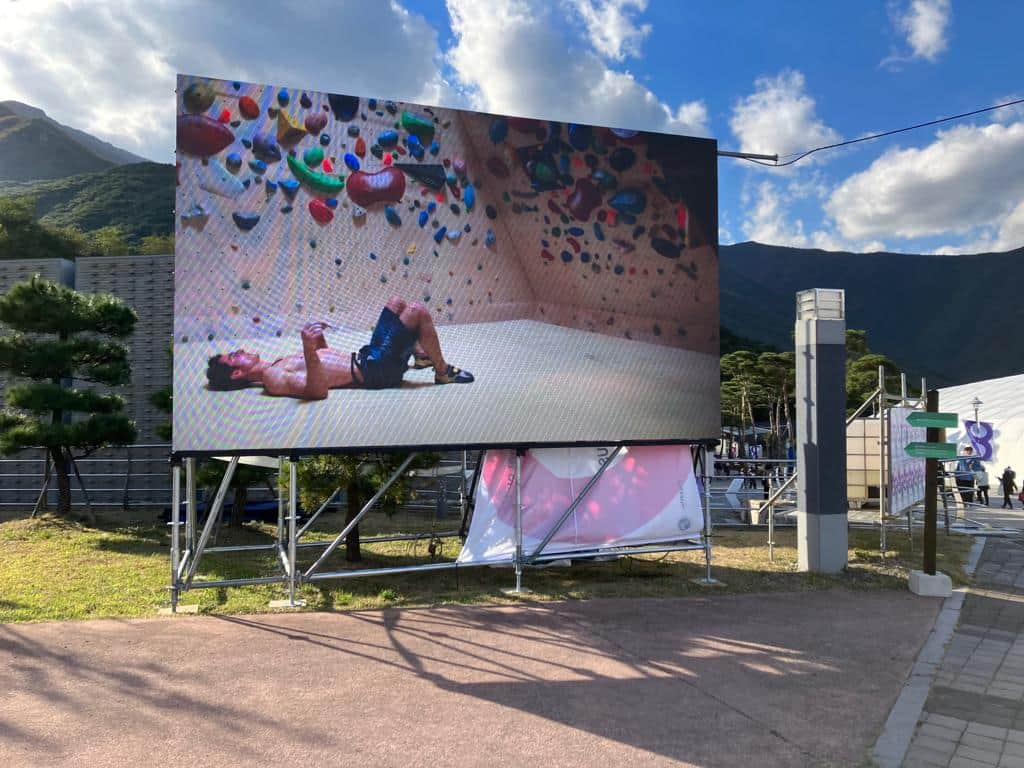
[{"xmin": 205, "ymin": 297, "xmax": 475, "ymax": 400}]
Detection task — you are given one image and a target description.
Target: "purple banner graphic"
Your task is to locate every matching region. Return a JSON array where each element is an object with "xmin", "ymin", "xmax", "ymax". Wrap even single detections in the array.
[{"xmin": 964, "ymin": 420, "xmax": 994, "ymax": 461}]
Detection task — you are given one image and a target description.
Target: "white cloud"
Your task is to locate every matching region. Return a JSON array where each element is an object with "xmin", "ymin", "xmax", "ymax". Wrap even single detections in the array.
[
  {"xmin": 936, "ymin": 199, "xmax": 1024, "ymax": 254},
  {"xmin": 729, "ymin": 70, "xmax": 839, "ymax": 161},
  {"xmin": 445, "ymin": 0, "xmax": 708, "ymax": 136},
  {"xmin": 741, "ymin": 180, "xmax": 886, "ymax": 252},
  {"xmin": 0, "ymin": 0, "xmax": 445, "ymax": 162},
  {"xmin": 565, "ymin": 0, "xmax": 652, "ymax": 61},
  {"xmin": 825, "ymin": 120, "xmax": 1024, "ymax": 247},
  {"xmin": 894, "ymin": 0, "xmax": 952, "ymax": 62}
]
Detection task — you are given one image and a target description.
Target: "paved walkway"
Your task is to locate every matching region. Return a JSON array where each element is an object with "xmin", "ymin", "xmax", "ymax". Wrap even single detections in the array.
[
  {"xmin": 902, "ymin": 537, "xmax": 1024, "ymax": 767},
  {"xmin": 0, "ymin": 590, "xmax": 938, "ymax": 767}
]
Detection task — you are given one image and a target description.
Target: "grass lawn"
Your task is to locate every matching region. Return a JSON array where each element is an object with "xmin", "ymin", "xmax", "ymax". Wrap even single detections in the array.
[{"xmin": 0, "ymin": 509, "xmax": 975, "ymax": 623}]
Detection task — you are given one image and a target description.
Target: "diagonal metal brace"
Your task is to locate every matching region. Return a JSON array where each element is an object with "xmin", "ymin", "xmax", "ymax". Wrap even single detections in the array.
[
  {"xmin": 185, "ymin": 456, "xmax": 238, "ymax": 586},
  {"xmin": 303, "ymin": 453, "xmax": 416, "ymax": 578},
  {"xmin": 527, "ymin": 445, "xmax": 622, "ymax": 564}
]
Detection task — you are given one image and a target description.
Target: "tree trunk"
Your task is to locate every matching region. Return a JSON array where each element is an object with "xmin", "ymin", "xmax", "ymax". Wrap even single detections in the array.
[
  {"xmin": 345, "ymin": 481, "xmax": 362, "ymax": 562},
  {"xmin": 231, "ymin": 486, "xmax": 248, "ymax": 527},
  {"xmin": 52, "ymin": 447, "xmax": 72, "ymax": 516}
]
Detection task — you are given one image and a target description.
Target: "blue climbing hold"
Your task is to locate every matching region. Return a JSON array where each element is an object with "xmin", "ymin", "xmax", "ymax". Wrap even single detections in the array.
[
  {"xmin": 384, "ymin": 206, "xmax": 401, "ymax": 226},
  {"xmin": 485, "ymin": 228, "xmax": 496, "ymax": 247},
  {"xmin": 232, "ymin": 212, "xmax": 261, "ymax": 231},
  {"xmin": 561, "ymin": 250, "xmax": 573, "ymax": 263},
  {"xmin": 433, "ymin": 226, "xmax": 447, "ymax": 243},
  {"xmin": 325, "ymin": 197, "xmax": 338, "ymax": 209},
  {"xmin": 277, "ymin": 88, "xmax": 289, "ymax": 106},
  {"xmin": 489, "ymin": 118, "xmax": 508, "ymax": 144},
  {"xmin": 368, "ymin": 98, "xmax": 378, "ymax": 110},
  {"xmin": 265, "ymin": 180, "xmax": 278, "ymax": 195},
  {"xmin": 567, "ymin": 226, "xmax": 584, "ymax": 236},
  {"xmin": 580, "ymin": 251, "xmax": 591, "ymax": 263},
  {"xmin": 281, "ymin": 205, "xmax": 293, "ymax": 213},
  {"xmin": 429, "ymin": 140, "xmax": 440, "ymax": 156},
  {"xmin": 225, "ymin": 152, "xmax": 242, "ymax": 171},
  {"xmin": 320, "ymin": 133, "xmax": 330, "ymax": 146},
  {"xmin": 300, "ymin": 92, "xmax": 312, "ymax": 109},
  {"xmin": 410, "ymin": 142, "xmax": 425, "ymax": 160},
  {"xmin": 614, "ymin": 264, "xmax": 625, "ymax": 275},
  {"xmin": 568, "ymin": 123, "xmax": 592, "ymax": 152},
  {"xmin": 241, "ymin": 138, "xmax": 252, "ymax": 149},
  {"xmin": 464, "ymin": 184, "xmax": 476, "ymax": 211},
  {"xmin": 418, "ymin": 210, "xmax": 429, "ymax": 228},
  {"xmin": 344, "ymin": 153, "xmax": 360, "ymax": 171},
  {"xmin": 249, "ymin": 158, "xmax": 267, "ymax": 174},
  {"xmin": 347, "ymin": 124, "xmax": 360, "ymax": 138},
  {"xmin": 593, "ymin": 222, "xmax": 605, "ymax": 241},
  {"xmin": 609, "ymin": 189, "xmax": 646, "ymax": 216},
  {"xmin": 378, "ymin": 129, "xmax": 399, "ymax": 147},
  {"xmin": 427, "ymin": 201, "xmax": 437, "ymax": 214},
  {"xmin": 408, "ymin": 134, "xmax": 421, "ymax": 149},
  {"xmin": 279, "ymin": 179, "xmax": 300, "ymax": 199}
]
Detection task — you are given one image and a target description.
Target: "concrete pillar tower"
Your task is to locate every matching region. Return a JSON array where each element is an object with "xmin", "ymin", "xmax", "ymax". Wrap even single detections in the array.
[{"xmin": 794, "ymin": 289, "xmax": 848, "ymax": 572}]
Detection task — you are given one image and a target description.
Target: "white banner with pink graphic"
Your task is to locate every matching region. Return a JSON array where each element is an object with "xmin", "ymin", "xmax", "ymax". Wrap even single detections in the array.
[
  {"xmin": 457, "ymin": 445, "xmax": 703, "ymax": 564},
  {"xmin": 889, "ymin": 407, "xmax": 926, "ymax": 515}
]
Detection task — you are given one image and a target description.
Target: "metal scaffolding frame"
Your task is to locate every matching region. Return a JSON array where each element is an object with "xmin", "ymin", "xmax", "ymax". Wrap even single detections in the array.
[{"xmin": 167, "ymin": 445, "xmax": 715, "ymax": 612}]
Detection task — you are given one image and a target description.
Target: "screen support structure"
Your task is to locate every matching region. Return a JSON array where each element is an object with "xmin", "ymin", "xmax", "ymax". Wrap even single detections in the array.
[{"xmin": 165, "ymin": 445, "xmax": 716, "ymax": 613}]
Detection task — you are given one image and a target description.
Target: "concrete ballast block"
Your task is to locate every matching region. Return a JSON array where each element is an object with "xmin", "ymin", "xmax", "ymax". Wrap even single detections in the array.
[{"xmin": 909, "ymin": 570, "xmax": 953, "ymax": 597}]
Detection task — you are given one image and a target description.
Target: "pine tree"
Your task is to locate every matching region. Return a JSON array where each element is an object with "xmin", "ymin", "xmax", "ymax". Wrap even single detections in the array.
[{"xmin": 0, "ymin": 275, "xmax": 137, "ymax": 515}]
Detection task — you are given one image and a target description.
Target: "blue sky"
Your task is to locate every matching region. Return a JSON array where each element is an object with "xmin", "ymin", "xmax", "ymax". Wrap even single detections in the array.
[{"xmin": 2, "ymin": 0, "xmax": 1021, "ymax": 254}]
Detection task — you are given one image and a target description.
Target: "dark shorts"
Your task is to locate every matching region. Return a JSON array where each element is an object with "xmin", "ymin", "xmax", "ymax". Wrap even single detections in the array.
[{"xmin": 353, "ymin": 307, "xmax": 418, "ymax": 389}]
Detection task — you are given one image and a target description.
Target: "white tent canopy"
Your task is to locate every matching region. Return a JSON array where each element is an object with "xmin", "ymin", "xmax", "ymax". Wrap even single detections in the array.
[{"xmin": 939, "ymin": 372, "xmax": 1024, "ymax": 479}]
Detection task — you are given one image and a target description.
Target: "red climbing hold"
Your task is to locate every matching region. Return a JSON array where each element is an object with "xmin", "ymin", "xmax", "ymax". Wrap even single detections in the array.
[
  {"xmin": 354, "ymin": 137, "xmax": 366, "ymax": 157},
  {"xmin": 218, "ymin": 108, "xmax": 231, "ymax": 123},
  {"xmin": 676, "ymin": 204, "xmax": 688, "ymax": 230},
  {"xmin": 238, "ymin": 96, "xmax": 260, "ymax": 120},
  {"xmin": 345, "ymin": 167, "xmax": 406, "ymax": 207},
  {"xmin": 322, "ymin": 158, "xmax": 334, "ymax": 173},
  {"xmin": 383, "ymin": 152, "xmax": 393, "ymax": 166},
  {"xmin": 176, "ymin": 114, "xmax": 234, "ymax": 157},
  {"xmin": 309, "ymin": 198, "xmax": 334, "ymax": 225},
  {"xmin": 566, "ymin": 178, "xmax": 602, "ymax": 222},
  {"xmin": 541, "ymin": 249, "xmax": 554, "ymax": 261},
  {"xmin": 566, "ymin": 236, "xmax": 581, "ymax": 254}
]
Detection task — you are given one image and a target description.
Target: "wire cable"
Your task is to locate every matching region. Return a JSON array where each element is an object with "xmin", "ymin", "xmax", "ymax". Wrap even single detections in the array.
[{"xmin": 744, "ymin": 97, "xmax": 1024, "ymax": 168}]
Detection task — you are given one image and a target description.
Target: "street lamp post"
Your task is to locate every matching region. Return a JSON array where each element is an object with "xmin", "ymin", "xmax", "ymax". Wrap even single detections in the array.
[{"xmin": 971, "ymin": 396, "xmax": 982, "ymax": 426}]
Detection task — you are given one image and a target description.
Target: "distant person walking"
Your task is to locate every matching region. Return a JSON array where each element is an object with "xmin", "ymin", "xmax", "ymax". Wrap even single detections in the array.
[
  {"xmin": 1000, "ymin": 467, "xmax": 1018, "ymax": 509},
  {"xmin": 954, "ymin": 445, "xmax": 982, "ymax": 504},
  {"xmin": 976, "ymin": 466, "xmax": 991, "ymax": 506}
]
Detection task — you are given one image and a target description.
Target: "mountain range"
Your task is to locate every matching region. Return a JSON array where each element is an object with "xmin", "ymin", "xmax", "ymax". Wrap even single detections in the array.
[{"xmin": 0, "ymin": 100, "xmax": 1020, "ymax": 387}]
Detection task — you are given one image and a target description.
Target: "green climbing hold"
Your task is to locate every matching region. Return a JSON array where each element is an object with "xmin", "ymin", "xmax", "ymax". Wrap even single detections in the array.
[
  {"xmin": 303, "ymin": 145, "xmax": 324, "ymax": 169},
  {"xmin": 401, "ymin": 111, "xmax": 435, "ymax": 144},
  {"xmin": 182, "ymin": 82, "xmax": 215, "ymax": 113},
  {"xmin": 287, "ymin": 154, "xmax": 345, "ymax": 196}
]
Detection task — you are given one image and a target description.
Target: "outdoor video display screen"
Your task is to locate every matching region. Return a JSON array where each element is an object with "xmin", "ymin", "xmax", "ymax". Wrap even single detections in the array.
[{"xmin": 173, "ymin": 74, "xmax": 719, "ymax": 454}]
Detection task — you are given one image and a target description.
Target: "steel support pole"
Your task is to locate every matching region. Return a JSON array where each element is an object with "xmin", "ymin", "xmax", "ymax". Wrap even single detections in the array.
[
  {"xmin": 287, "ymin": 459, "xmax": 303, "ymax": 605},
  {"xmin": 692, "ymin": 446, "xmax": 722, "ymax": 586},
  {"xmin": 184, "ymin": 456, "xmax": 238, "ymax": 585},
  {"xmin": 924, "ymin": 390, "xmax": 939, "ymax": 575},
  {"xmin": 304, "ymin": 453, "xmax": 416, "ymax": 578},
  {"xmin": 879, "ymin": 365, "xmax": 887, "ymax": 557},
  {"xmin": 185, "ymin": 457, "xmax": 197, "ymax": 552},
  {"xmin": 527, "ymin": 446, "xmax": 621, "ymax": 563},
  {"xmin": 276, "ymin": 457, "xmax": 285, "ymax": 547},
  {"xmin": 170, "ymin": 462, "xmax": 181, "ymax": 613},
  {"xmin": 513, "ymin": 449, "xmax": 524, "ymax": 592}
]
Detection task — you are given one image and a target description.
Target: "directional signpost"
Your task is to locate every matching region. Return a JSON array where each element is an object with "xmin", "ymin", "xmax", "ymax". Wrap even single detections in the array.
[{"xmin": 906, "ymin": 392, "xmax": 955, "ymax": 596}]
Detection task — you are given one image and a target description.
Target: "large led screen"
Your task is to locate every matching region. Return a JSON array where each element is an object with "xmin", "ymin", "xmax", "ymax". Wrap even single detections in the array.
[{"xmin": 173, "ymin": 74, "xmax": 719, "ymax": 454}]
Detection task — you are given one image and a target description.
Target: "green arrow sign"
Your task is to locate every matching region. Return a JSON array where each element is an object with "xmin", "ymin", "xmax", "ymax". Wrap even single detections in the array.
[
  {"xmin": 907, "ymin": 411, "xmax": 959, "ymax": 429},
  {"xmin": 905, "ymin": 442, "xmax": 957, "ymax": 460}
]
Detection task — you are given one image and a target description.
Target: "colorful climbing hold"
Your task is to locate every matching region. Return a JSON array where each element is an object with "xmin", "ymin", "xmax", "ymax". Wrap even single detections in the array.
[
  {"xmin": 568, "ymin": 123, "xmax": 592, "ymax": 152},
  {"xmin": 225, "ymin": 152, "xmax": 242, "ymax": 171},
  {"xmin": 252, "ymin": 132, "xmax": 282, "ymax": 163},
  {"xmin": 304, "ymin": 112, "xmax": 328, "ymax": 135},
  {"xmin": 279, "ymin": 178, "xmax": 300, "ymax": 199},
  {"xmin": 287, "ymin": 154, "xmax": 345, "ymax": 195},
  {"xmin": 489, "ymin": 118, "xmax": 508, "ymax": 144},
  {"xmin": 346, "ymin": 167, "xmax": 406, "ymax": 207},
  {"xmin": 322, "ymin": 157, "xmax": 334, "ymax": 173},
  {"xmin": 429, "ymin": 140, "xmax": 440, "ymax": 156},
  {"xmin": 609, "ymin": 147, "xmax": 636, "ymax": 172},
  {"xmin": 328, "ymin": 93, "xmax": 359, "ymax": 121},
  {"xmin": 609, "ymin": 188, "xmax": 647, "ymax": 216},
  {"xmin": 319, "ymin": 132, "xmax": 330, "ymax": 146},
  {"xmin": 276, "ymin": 110, "xmax": 306, "ymax": 146},
  {"xmin": 378, "ymin": 129, "xmax": 399, "ymax": 147},
  {"xmin": 418, "ymin": 210, "xmax": 429, "ymax": 228},
  {"xmin": 308, "ymin": 198, "xmax": 334, "ymax": 224},
  {"xmin": 401, "ymin": 111, "xmax": 435, "ymax": 144},
  {"xmin": 446, "ymin": 228, "xmax": 462, "ymax": 242},
  {"xmin": 593, "ymin": 222, "xmax": 605, "ymax": 241},
  {"xmin": 485, "ymin": 228, "xmax": 496, "ymax": 247},
  {"xmin": 325, "ymin": 197, "xmax": 338, "ymax": 208},
  {"xmin": 277, "ymin": 88, "xmax": 290, "ymax": 106},
  {"xmin": 567, "ymin": 178, "xmax": 602, "ymax": 221},
  {"xmin": 651, "ymin": 238, "xmax": 681, "ymax": 259},
  {"xmin": 383, "ymin": 152, "xmax": 393, "ymax": 166},
  {"xmin": 384, "ymin": 206, "xmax": 402, "ymax": 226},
  {"xmin": 232, "ymin": 212, "xmax": 261, "ymax": 231},
  {"xmin": 463, "ymin": 184, "xmax": 476, "ymax": 211},
  {"xmin": 354, "ymin": 137, "xmax": 366, "ymax": 158},
  {"xmin": 303, "ymin": 145, "xmax": 324, "ymax": 168},
  {"xmin": 182, "ymin": 82, "xmax": 215, "ymax": 114},
  {"xmin": 248, "ymin": 158, "xmax": 267, "ymax": 175},
  {"xmin": 352, "ymin": 205, "xmax": 366, "ymax": 220},
  {"xmin": 176, "ymin": 114, "xmax": 234, "ymax": 157},
  {"xmin": 433, "ymin": 226, "xmax": 447, "ymax": 244},
  {"xmin": 300, "ymin": 92, "xmax": 312, "ymax": 109}
]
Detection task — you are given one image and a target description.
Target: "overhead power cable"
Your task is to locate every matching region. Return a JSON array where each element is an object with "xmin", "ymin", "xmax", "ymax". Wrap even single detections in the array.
[{"xmin": 741, "ymin": 97, "xmax": 1024, "ymax": 168}]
